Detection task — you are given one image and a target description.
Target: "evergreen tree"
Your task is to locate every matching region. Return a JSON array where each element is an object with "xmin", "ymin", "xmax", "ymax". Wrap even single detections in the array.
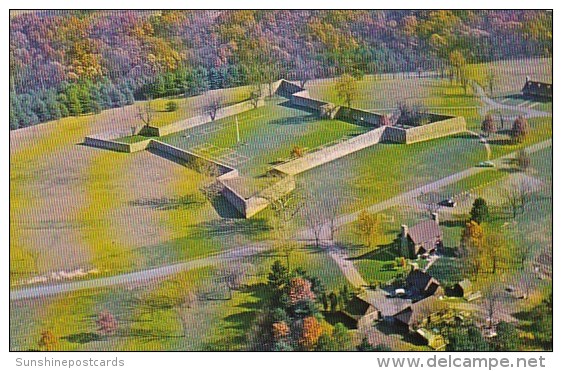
[
  {"xmin": 66, "ymin": 87, "xmax": 83, "ymax": 116},
  {"xmin": 357, "ymin": 336, "xmax": 375, "ymax": 351},
  {"xmin": 470, "ymin": 197, "xmax": 489, "ymax": 224}
]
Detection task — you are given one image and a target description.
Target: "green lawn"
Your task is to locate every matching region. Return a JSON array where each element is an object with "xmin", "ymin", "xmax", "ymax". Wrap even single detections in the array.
[
  {"xmin": 146, "ymin": 86, "xmax": 252, "ymax": 128},
  {"xmin": 307, "ymin": 76, "xmax": 479, "ymax": 110},
  {"xmin": 465, "ymin": 57, "xmax": 552, "ymax": 97},
  {"xmin": 160, "ymin": 99, "xmax": 369, "ymax": 177},
  {"xmin": 115, "ymin": 135, "xmax": 151, "ymax": 143}
]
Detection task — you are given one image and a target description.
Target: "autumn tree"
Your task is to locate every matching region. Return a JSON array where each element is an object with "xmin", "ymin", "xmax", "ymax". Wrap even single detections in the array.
[
  {"xmin": 38, "ymin": 330, "xmax": 58, "ymax": 351},
  {"xmin": 482, "ymin": 231, "xmax": 510, "ymax": 274},
  {"xmin": 96, "ymin": 310, "xmax": 118, "ymax": 336},
  {"xmin": 304, "ymin": 205, "xmax": 325, "ymax": 248},
  {"xmin": 299, "ymin": 316, "xmax": 322, "ymax": 350},
  {"xmin": 481, "ymin": 114, "xmax": 497, "ymax": 137},
  {"xmin": 470, "ymin": 197, "xmax": 489, "ymax": 224},
  {"xmin": 293, "ymin": 58, "xmax": 318, "ymax": 89},
  {"xmin": 290, "ymin": 145, "xmax": 304, "ymax": 158},
  {"xmin": 288, "ymin": 277, "xmax": 316, "ymax": 305},
  {"xmin": 459, "ymin": 221, "xmax": 484, "ymax": 276},
  {"xmin": 511, "ymin": 116, "xmax": 530, "ymax": 144},
  {"xmin": 449, "ymin": 50, "xmax": 466, "ymax": 83},
  {"xmin": 483, "ymin": 287, "xmax": 502, "ymax": 327},
  {"xmin": 272, "ymin": 321, "xmax": 290, "ymax": 340},
  {"xmin": 355, "ymin": 210, "xmax": 381, "ymax": 248},
  {"xmin": 336, "ymin": 73, "xmax": 357, "ymax": 108},
  {"xmin": 267, "ymin": 189, "xmax": 304, "ymax": 269},
  {"xmin": 249, "ymin": 88, "xmax": 261, "ymax": 109}
]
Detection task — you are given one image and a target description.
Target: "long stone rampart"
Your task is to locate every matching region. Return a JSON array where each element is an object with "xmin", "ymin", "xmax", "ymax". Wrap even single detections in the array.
[
  {"xmin": 272, "ymin": 126, "xmax": 387, "ymax": 176},
  {"xmin": 144, "ymin": 99, "xmax": 264, "ymax": 137},
  {"xmin": 148, "ymin": 140, "xmax": 238, "ymax": 176},
  {"xmin": 383, "ymin": 116, "xmax": 467, "ymax": 144}
]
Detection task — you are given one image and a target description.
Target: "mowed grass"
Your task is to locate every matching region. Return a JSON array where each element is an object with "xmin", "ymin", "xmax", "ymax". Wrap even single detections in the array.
[
  {"xmin": 10, "ymin": 115, "xmax": 98, "ymax": 280},
  {"xmin": 428, "ymin": 146, "xmax": 552, "ymax": 286},
  {"xmin": 161, "ymin": 100, "xmax": 368, "ymax": 177},
  {"xmin": 465, "ymin": 57, "xmax": 551, "ymax": 97},
  {"xmin": 147, "ymin": 86, "xmax": 252, "ymax": 128},
  {"xmin": 10, "ymin": 268, "xmax": 215, "ymax": 351},
  {"xmin": 307, "ymin": 76, "xmax": 479, "ymax": 110},
  {"xmin": 435, "ymin": 169, "xmax": 507, "ymax": 199},
  {"xmin": 79, "ymin": 151, "xmax": 143, "ymax": 274}
]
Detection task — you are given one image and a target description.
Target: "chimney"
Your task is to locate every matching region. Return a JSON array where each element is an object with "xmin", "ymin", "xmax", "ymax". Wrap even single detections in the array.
[
  {"xmin": 431, "ymin": 213, "xmax": 439, "ymax": 225},
  {"xmin": 401, "ymin": 224, "xmax": 408, "ymax": 238},
  {"xmin": 400, "ymin": 224, "xmax": 409, "ymax": 257}
]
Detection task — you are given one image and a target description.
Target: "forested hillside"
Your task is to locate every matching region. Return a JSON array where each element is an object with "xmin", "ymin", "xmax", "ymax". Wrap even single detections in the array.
[{"xmin": 9, "ymin": 10, "xmax": 552, "ymax": 129}]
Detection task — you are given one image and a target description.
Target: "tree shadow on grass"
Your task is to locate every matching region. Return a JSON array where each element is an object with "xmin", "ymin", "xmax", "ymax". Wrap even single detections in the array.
[
  {"xmin": 118, "ymin": 327, "xmax": 184, "ymax": 343},
  {"xmin": 349, "ymin": 241, "xmax": 400, "ymax": 262},
  {"xmin": 440, "ymin": 219, "xmax": 466, "ymax": 228},
  {"xmin": 62, "ymin": 332, "xmax": 102, "ymax": 344},
  {"xmin": 129, "ymin": 194, "xmax": 205, "ymax": 210},
  {"xmin": 193, "ymin": 217, "xmax": 271, "ymax": 238},
  {"xmin": 269, "ymin": 115, "xmax": 317, "ymax": 126}
]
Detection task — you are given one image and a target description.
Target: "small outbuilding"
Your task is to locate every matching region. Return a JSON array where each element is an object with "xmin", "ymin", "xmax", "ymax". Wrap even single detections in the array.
[
  {"xmin": 406, "ymin": 269, "xmax": 443, "ymax": 299},
  {"xmin": 416, "ymin": 328, "xmax": 447, "ymax": 350}
]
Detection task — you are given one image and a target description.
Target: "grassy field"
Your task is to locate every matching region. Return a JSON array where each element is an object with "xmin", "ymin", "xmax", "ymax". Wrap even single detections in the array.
[
  {"xmin": 159, "ymin": 98, "xmax": 368, "ymax": 177},
  {"xmin": 144, "ymin": 86, "xmax": 252, "ymax": 128},
  {"xmin": 307, "ymin": 75, "xmax": 480, "ymax": 111},
  {"xmin": 465, "ymin": 57, "xmax": 552, "ymax": 97}
]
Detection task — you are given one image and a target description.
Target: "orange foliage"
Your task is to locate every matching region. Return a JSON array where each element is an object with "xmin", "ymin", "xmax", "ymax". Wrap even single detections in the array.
[
  {"xmin": 299, "ymin": 316, "xmax": 322, "ymax": 350},
  {"xmin": 272, "ymin": 321, "xmax": 290, "ymax": 339}
]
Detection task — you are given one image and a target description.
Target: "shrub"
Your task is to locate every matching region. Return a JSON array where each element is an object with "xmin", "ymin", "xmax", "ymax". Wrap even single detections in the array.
[
  {"xmin": 511, "ymin": 116, "xmax": 530, "ymax": 143},
  {"xmin": 166, "ymin": 101, "xmax": 178, "ymax": 112},
  {"xmin": 291, "ymin": 146, "xmax": 304, "ymax": 158}
]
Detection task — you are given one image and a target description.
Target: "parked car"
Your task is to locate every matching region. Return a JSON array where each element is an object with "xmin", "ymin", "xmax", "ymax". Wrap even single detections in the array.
[
  {"xmin": 478, "ymin": 161, "xmax": 495, "ymax": 168},
  {"xmin": 439, "ymin": 198, "xmax": 457, "ymax": 207}
]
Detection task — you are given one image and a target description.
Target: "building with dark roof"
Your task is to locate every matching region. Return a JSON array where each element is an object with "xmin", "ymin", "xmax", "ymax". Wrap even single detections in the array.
[
  {"xmin": 406, "ymin": 269, "xmax": 443, "ymax": 299},
  {"xmin": 522, "ymin": 78, "xmax": 552, "ymax": 100},
  {"xmin": 393, "ymin": 295, "xmax": 447, "ymax": 331},
  {"xmin": 400, "ymin": 213, "xmax": 442, "ymax": 258}
]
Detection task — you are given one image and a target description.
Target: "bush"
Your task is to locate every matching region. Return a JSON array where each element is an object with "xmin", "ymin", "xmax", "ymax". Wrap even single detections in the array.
[
  {"xmin": 166, "ymin": 101, "xmax": 179, "ymax": 112},
  {"xmin": 291, "ymin": 146, "xmax": 304, "ymax": 158}
]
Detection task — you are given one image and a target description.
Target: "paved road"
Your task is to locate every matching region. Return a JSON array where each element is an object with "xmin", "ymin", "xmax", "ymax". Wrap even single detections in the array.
[
  {"xmin": 472, "ymin": 81, "xmax": 549, "ymax": 119},
  {"xmin": 10, "ymin": 243, "xmax": 270, "ymax": 301}
]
